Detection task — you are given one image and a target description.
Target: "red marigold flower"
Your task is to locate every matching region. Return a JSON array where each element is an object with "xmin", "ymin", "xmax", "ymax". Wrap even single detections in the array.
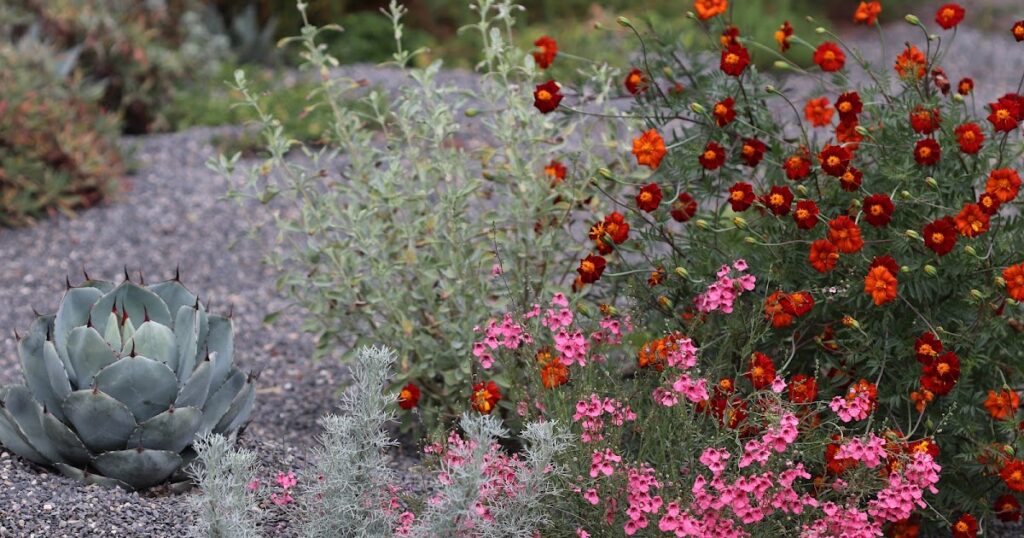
[
  {"xmin": 818, "ymin": 144, "xmax": 851, "ymax": 177},
  {"xmin": 954, "ymin": 203, "xmax": 990, "ymax": 237},
  {"xmin": 775, "ymin": 21, "xmax": 794, "ymax": 52},
  {"xmin": 784, "ymin": 152, "xmax": 813, "ymax": 180},
  {"xmin": 805, "ymin": 97, "xmax": 834, "ymax": 127},
  {"xmin": 814, "ymin": 42, "xmax": 846, "ymax": 72},
  {"xmin": 727, "ymin": 182, "xmax": 755, "ymax": 211},
  {"xmin": 577, "ymin": 254, "xmax": 606, "ymax": 284},
  {"xmin": 533, "ymin": 80, "xmax": 562, "ymax": 113},
  {"xmin": 862, "ymin": 193, "xmax": 894, "ymax": 227},
  {"xmin": 951, "ymin": 514, "xmax": 977, "ymax": 538},
  {"xmin": 853, "ymin": 1, "xmax": 882, "ymax": 25},
  {"xmin": 864, "ymin": 264, "xmax": 898, "ymax": 306},
  {"xmin": 699, "ymin": 141, "xmax": 726, "ymax": 170},
  {"xmin": 398, "ymin": 383, "xmax": 421, "ymax": 409},
  {"xmin": 915, "ymin": 332, "xmax": 943, "ymax": 364},
  {"xmin": 590, "ymin": 212, "xmax": 630, "ymax": 254},
  {"xmin": 954, "ymin": 123, "xmax": 984, "ymax": 154},
  {"xmin": 921, "ymin": 352, "xmax": 960, "ymax": 396},
  {"xmin": 835, "ymin": 91, "xmax": 863, "ymax": 122},
  {"xmin": 713, "ymin": 97, "xmax": 737, "ymax": 126},
  {"xmin": 793, "ymin": 200, "xmax": 820, "ymax": 230},
  {"xmin": 894, "ymin": 44, "xmax": 926, "ymax": 80},
  {"xmin": 746, "ymin": 352, "xmax": 776, "ymax": 390},
  {"xmin": 910, "ymin": 106, "xmax": 941, "ymax": 134},
  {"xmin": 808, "ymin": 240, "xmax": 839, "ymax": 273},
  {"xmin": 636, "ymin": 183, "xmax": 663, "ymax": 212},
  {"xmin": 632, "ymin": 129, "xmax": 667, "ymax": 169},
  {"xmin": 740, "ymin": 138, "xmax": 766, "ymax": 167},
  {"xmin": 999, "ymin": 93, "xmax": 1024, "ymax": 120},
  {"xmin": 932, "ymin": 67, "xmax": 951, "ymax": 95},
  {"xmin": 978, "ymin": 191, "xmax": 1002, "ymax": 215},
  {"xmin": 985, "ymin": 389, "xmax": 1021, "ymax": 421},
  {"xmin": 839, "ymin": 166, "xmax": 863, "ymax": 192},
  {"xmin": 544, "ymin": 160, "xmax": 567, "ymax": 185},
  {"xmin": 764, "ymin": 291, "xmax": 793, "ymax": 329},
  {"xmin": 788, "ymin": 374, "xmax": 818, "ymax": 403},
  {"xmin": 532, "ymin": 35, "xmax": 557, "ymax": 69},
  {"xmin": 1004, "ymin": 262, "xmax": 1024, "ymax": 301},
  {"xmin": 624, "ymin": 68, "xmax": 649, "ymax": 95},
  {"xmin": 1002, "ymin": 459, "xmax": 1024, "ymax": 492},
  {"xmin": 935, "ymin": 3, "xmax": 965, "ymax": 30},
  {"xmin": 870, "ymin": 254, "xmax": 900, "ymax": 276},
  {"xmin": 720, "ymin": 44, "xmax": 750, "ymax": 77},
  {"xmin": 671, "ymin": 192, "xmax": 698, "ymax": 222},
  {"xmin": 1014, "ymin": 21, "xmax": 1024, "ymax": 42},
  {"xmin": 988, "ymin": 100, "xmax": 1020, "ymax": 132},
  {"xmin": 540, "ymin": 361, "xmax": 569, "ymax": 389},
  {"xmin": 995, "ymin": 494, "xmax": 1023, "ymax": 522},
  {"xmin": 720, "ymin": 25, "xmax": 740, "ymax": 47},
  {"xmin": 471, "ymin": 381, "xmax": 501, "ymax": 414},
  {"xmin": 828, "ymin": 216, "xmax": 864, "ymax": 253},
  {"xmin": 781, "ymin": 291, "xmax": 814, "ymax": 317},
  {"xmin": 648, "ymin": 267, "xmax": 665, "ymax": 287},
  {"xmin": 835, "ymin": 119, "xmax": 863, "ymax": 148},
  {"xmin": 924, "ymin": 217, "xmax": 958, "ymax": 256},
  {"xmin": 694, "ymin": 0, "xmax": 728, "ymax": 20},
  {"xmin": 914, "ymin": 138, "xmax": 941, "ymax": 166},
  {"xmin": 958, "ymin": 77, "xmax": 974, "ymax": 96},
  {"xmin": 762, "ymin": 185, "xmax": 794, "ymax": 216},
  {"xmin": 986, "ymin": 168, "xmax": 1022, "ymax": 202}
]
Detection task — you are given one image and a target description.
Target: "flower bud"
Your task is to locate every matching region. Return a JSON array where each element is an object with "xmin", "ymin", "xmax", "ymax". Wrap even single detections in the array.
[
  {"xmin": 854, "ymin": 125, "xmax": 869, "ymax": 136},
  {"xmin": 685, "ymin": 11, "xmax": 696, "ymax": 19},
  {"xmin": 923, "ymin": 264, "xmax": 938, "ymax": 276},
  {"xmin": 773, "ymin": 61, "xmax": 791, "ymax": 70},
  {"xmin": 905, "ymin": 229, "xmax": 921, "ymax": 240},
  {"xmin": 795, "ymin": 185, "xmax": 809, "ymax": 196},
  {"xmin": 996, "ymin": 276, "xmax": 1007, "ymax": 287},
  {"xmin": 970, "ymin": 289, "xmax": 985, "ymax": 301},
  {"xmin": 900, "ymin": 266, "xmax": 911, "ymax": 274},
  {"xmin": 851, "ymin": 199, "xmax": 862, "ymax": 208},
  {"xmin": 815, "ymin": 27, "xmax": 827, "ymax": 34},
  {"xmin": 963, "ymin": 245, "xmax": 977, "ymax": 256},
  {"xmin": 900, "ymin": 190, "xmax": 912, "ymax": 200},
  {"xmin": 928, "ymin": 33, "xmax": 938, "ymax": 41},
  {"xmin": 905, "ymin": 14, "xmax": 921, "ymax": 25},
  {"xmin": 842, "ymin": 315, "xmax": 860, "ymax": 329},
  {"xmin": 764, "ymin": 84, "xmax": 777, "ymax": 93},
  {"xmin": 743, "ymin": 236, "xmax": 757, "ymax": 244},
  {"xmin": 1005, "ymin": 445, "xmax": 1016, "ymax": 456},
  {"xmin": 658, "ymin": 296, "xmax": 673, "ymax": 309},
  {"xmin": 662, "ymin": 66, "xmax": 674, "ymax": 77},
  {"xmin": 925, "ymin": 176, "xmax": 938, "ymax": 188},
  {"xmin": 464, "ymin": 107, "xmax": 479, "ymax": 117},
  {"xmin": 953, "ymin": 93, "xmax": 964, "ymax": 103},
  {"xmin": 695, "ymin": 219, "xmax": 710, "ymax": 230},
  {"xmin": 616, "ymin": 16, "xmax": 632, "ymax": 27},
  {"xmin": 690, "ymin": 102, "xmax": 706, "ymax": 114},
  {"xmin": 732, "ymin": 216, "xmax": 747, "ymax": 229},
  {"xmin": 674, "ymin": 267, "xmax": 689, "ymax": 278},
  {"xmin": 1009, "ymin": 298, "xmax": 1020, "ymax": 306},
  {"xmin": 597, "ymin": 167, "xmax": 613, "ymax": 179}
]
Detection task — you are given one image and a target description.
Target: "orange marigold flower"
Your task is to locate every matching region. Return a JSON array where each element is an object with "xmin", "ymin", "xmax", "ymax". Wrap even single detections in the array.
[
  {"xmin": 913, "ymin": 138, "xmax": 941, "ymax": 166},
  {"xmin": 835, "ymin": 91, "xmax": 863, "ymax": 121},
  {"xmin": 540, "ymin": 361, "xmax": 569, "ymax": 389},
  {"xmin": 784, "ymin": 152, "xmax": 813, "ymax": 180},
  {"xmin": 958, "ymin": 77, "xmax": 974, "ymax": 96},
  {"xmin": 935, "ymin": 3, "xmax": 965, "ymax": 30},
  {"xmin": 728, "ymin": 182, "xmax": 755, "ymax": 211},
  {"xmin": 720, "ymin": 25, "xmax": 740, "ymax": 47},
  {"xmin": 632, "ymin": 129, "xmax": 666, "ymax": 169},
  {"xmin": 624, "ymin": 67, "xmax": 649, "ymax": 95},
  {"xmin": 471, "ymin": 381, "xmax": 501, "ymax": 414},
  {"xmin": 853, "ymin": 1, "xmax": 882, "ymax": 25},
  {"xmin": 398, "ymin": 383, "xmax": 421, "ymax": 410},
  {"xmin": 988, "ymin": 100, "xmax": 1020, "ymax": 132},
  {"xmin": 793, "ymin": 200, "xmax": 820, "ymax": 230},
  {"xmin": 740, "ymin": 137, "xmax": 766, "ymax": 167},
  {"xmin": 909, "ymin": 106, "xmax": 941, "ymax": 134},
  {"xmin": 996, "ymin": 494, "xmax": 1023, "ymax": 522},
  {"xmin": 671, "ymin": 192, "xmax": 698, "ymax": 222},
  {"xmin": 915, "ymin": 332, "xmax": 943, "ymax": 364},
  {"xmin": 1004, "ymin": 262, "xmax": 1024, "ymax": 301},
  {"xmin": 1002, "ymin": 459, "xmax": 1024, "ymax": 492},
  {"xmin": 951, "ymin": 514, "xmax": 977, "ymax": 538},
  {"xmin": 532, "ymin": 35, "xmax": 558, "ymax": 69},
  {"xmin": 713, "ymin": 97, "xmax": 737, "ymax": 126},
  {"xmin": 818, "ymin": 144, "xmax": 851, "ymax": 177},
  {"xmin": 985, "ymin": 389, "xmax": 1021, "ymax": 421},
  {"xmin": 762, "ymin": 185, "xmax": 794, "ymax": 216},
  {"xmin": 862, "ymin": 193, "xmax": 894, "ymax": 227},
  {"xmin": 986, "ymin": 168, "xmax": 1022, "ymax": 203},
  {"xmin": 864, "ymin": 264, "xmax": 898, "ymax": 306},
  {"xmin": 699, "ymin": 141, "xmax": 726, "ymax": 170},
  {"xmin": 1014, "ymin": 21, "xmax": 1024, "ymax": 42},
  {"xmin": 828, "ymin": 215, "xmax": 864, "ymax": 253},
  {"xmin": 954, "ymin": 122, "xmax": 984, "ymax": 154},
  {"xmin": 648, "ymin": 267, "xmax": 665, "ymax": 287},
  {"xmin": 636, "ymin": 183, "xmax": 663, "ymax": 212},
  {"xmin": 746, "ymin": 352, "xmax": 776, "ymax": 390},
  {"xmin": 954, "ymin": 203, "xmax": 990, "ymax": 237},
  {"xmin": 808, "ymin": 239, "xmax": 839, "ymax": 273},
  {"xmin": 805, "ymin": 97, "xmax": 834, "ymax": 127},
  {"xmin": 775, "ymin": 21, "xmax": 794, "ymax": 52},
  {"xmin": 577, "ymin": 254, "xmax": 606, "ymax": 284},
  {"xmin": 694, "ymin": 0, "xmax": 728, "ymax": 20},
  {"xmin": 638, "ymin": 333, "xmax": 685, "ymax": 371},
  {"xmin": 788, "ymin": 374, "xmax": 818, "ymax": 403},
  {"xmin": 533, "ymin": 80, "xmax": 562, "ymax": 113},
  {"xmin": 720, "ymin": 44, "xmax": 750, "ymax": 77},
  {"xmin": 544, "ymin": 160, "xmax": 567, "ymax": 183},
  {"xmin": 814, "ymin": 42, "xmax": 845, "ymax": 72},
  {"xmin": 764, "ymin": 291, "xmax": 794, "ymax": 329},
  {"xmin": 838, "ymin": 166, "xmax": 863, "ymax": 192},
  {"xmin": 781, "ymin": 291, "xmax": 815, "ymax": 317},
  {"xmin": 894, "ymin": 44, "xmax": 926, "ymax": 80},
  {"xmin": 921, "ymin": 352, "xmax": 960, "ymax": 396},
  {"xmin": 923, "ymin": 217, "xmax": 957, "ymax": 256},
  {"xmin": 910, "ymin": 388, "xmax": 934, "ymax": 413},
  {"xmin": 978, "ymin": 192, "xmax": 1002, "ymax": 215}
]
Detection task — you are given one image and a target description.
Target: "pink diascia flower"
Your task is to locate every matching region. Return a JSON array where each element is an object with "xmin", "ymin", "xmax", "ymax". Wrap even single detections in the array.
[
  {"xmin": 276, "ymin": 471, "xmax": 298, "ymax": 489},
  {"xmin": 694, "ymin": 261, "xmax": 757, "ymax": 314},
  {"xmin": 829, "ymin": 391, "xmax": 872, "ymax": 422},
  {"xmin": 834, "ymin": 433, "xmax": 888, "ymax": 468}
]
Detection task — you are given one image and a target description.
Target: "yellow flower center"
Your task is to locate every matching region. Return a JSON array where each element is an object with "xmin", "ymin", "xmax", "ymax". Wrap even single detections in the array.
[
  {"xmin": 731, "ymin": 190, "xmax": 744, "ymax": 201},
  {"xmin": 941, "ymin": 8, "xmax": 955, "ymax": 21},
  {"xmin": 971, "ymin": 219, "xmax": 983, "ymax": 232},
  {"xmin": 842, "ymin": 172, "xmax": 854, "ymax": 182},
  {"xmin": 639, "ymin": 192, "xmax": 652, "ymax": 203},
  {"xmin": 919, "ymin": 344, "xmax": 935, "ymax": 356},
  {"xmin": 715, "ymin": 104, "xmax": 727, "ymax": 115},
  {"xmin": 774, "ymin": 30, "xmax": 785, "ymax": 44},
  {"xmin": 1016, "ymin": 26, "xmax": 1024, "ymax": 38},
  {"xmin": 827, "ymin": 156, "xmax": 841, "ymax": 167},
  {"xmin": 703, "ymin": 150, "xmax": 717, "ymax": 161},
  {"xmin": 629, "ymin": 74, "xmax": 641, "ymax": 85},
  {"xmin": 870, "ymin": 205, "xmax": 883, "ymax": 216},
  {"xmin": 1013, "ymin": 470, "xmax": 1024, "ymax": 482},
  {"xmin": 960, "ymin": 82, "xmax": 971, "ymax": 93},
  {"xmin": 581, "ymin": 260, "xmax": 595, "ymax": 273},
  {"xmin": 725, "ymin": 53, "xmax": 739, "ymax": 65},
  {"xmin": 963, "ymin": 131, "xmax": 975, "ymax": 142},
  {"xmin": 838, "ymin": 102, "xmax": 851, "ymax": 112},
  {"xmin": 537, "ymin": 89, "xmax": 552, "ymax": 101},
  {"xmin": 769, "ymin": 194, "xmax": 784, "ymax": 206},
  {"xmin": 918, "ymin": 146, "xmax": 931, "ymax": 158},
  {"xmin": 997, "ymin": 109, "xmax": 1011, "ymax": 121},
  {"xmin": 795, "ymin": 209, "xmax": 809, "ymax": 220},
  {"xmin": 931, "ymin": 232, "xmax": 945, "ymax": 244},
  {"xmin": 823, "ymin": 51, "xmax": 836, "ymax": 61},
  {"xmin": 937, "ymin": 362, "xmax": 950, "ymax": 375},
  {"xmin": 400, "ymin": 389, "xmax": 412, "ymax": 400},
  {"xmin": 720, "ymin": 379, "xmax": 733, "ymax": 390},
  {"xmin": 751, "ymin": 366, "xmax": 764, "ymax": 379},
  {"xmin": 742, "ymin": 144, "xmax": 754, "ymax": 156}
]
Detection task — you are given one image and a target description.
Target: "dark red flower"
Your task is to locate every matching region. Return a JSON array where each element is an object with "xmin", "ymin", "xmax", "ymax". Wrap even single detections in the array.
[
  {"xmin": 870, "ymin": 255, "xmax": 900, "ymax": 277},
  {"xmin": 788, "ymin": 374, "xmax": 818, "ymax": 403},
  {"xmin": 989, "ymin": 100, "xmax": 1020, "ymax": 132},
  {"xmin": 720, "ymin": 44, "xmax": 750, "ymax": 77},
  {"xmin": 915, "ymin": 332, "xmax": 943, "ymax": 364},
  {"xmin": 699, "ymin": 142, "xmax": 726, "ymax": 170},
  {"xmin": 781, "ymin": 291, "xmax": 815, "ymax": 317},
  {"xmin": 978, "ymin": 191, "xmax": 1002, "ymax": 215},
  {"xmin": 839, "ymin": 167, "xmax": 863, "ymax": 192},
  {"xmin": 835, "ymin": 91, "xmax": 863, "ymax": 122},
  {"xmin": 577, "ymin": 254, "xmax": 606, "ymax": 284},
  {"xmin": 814, "ymin": 42, "xmax": 845, "ymax": 72},
  {"xmin": 932, "ymin": 67, "xmax": 951, "ymax": 95},
  {"xmin": 835, "ymin": 119, "xmax": 863, "ymax": 148},
  {"xmin": 951, "ymin": 514, "xmax": 977, "ymax": 538},
  {"xmin": 775, "ymin": 21, "xmax": 794, "ymax": 52},
  {"xmin": 624, "ymin": 68, "xmax": 649, "ymax": 95},
  {"xmin": 923, "ymin": 217, "xmax": 957, "ymax": 256},
  {"xmin": 921, "ymin": 352, "xmax": 960, "ymax": 396},
  {"xmin": 720, "ymin": 25, "xmax": 740, "ymax": 47},
  {"xmin": 957, "ymin": 78, "xmax": 974, "ymax": 96},
  {"xmin": 818, "ymin": 144, "xmax": 851, "ymax": 177},
  {"xmin": 398, "ymin": 383, "xmax": 421, "ymax": 409},
  {"xmin": 746, "ymin": 352, "xmax": 777, "ymax": 390},
  {"xmin": 471, "ymin": 381, "xmax": 502, "ymax": 414},
  {"xmin": 862, "ymin": 193, "xmax": 894, "ymax": 227},
  {"xmin": 995, "ymin": 494, "xmax": 1022, "ymax": 522},
  {"xmin": 671, "ymin": 192, "xmax": 698, "ymax": 222},
  {"xmin": 533, "ymin": 80, "xmax": 563, "ymax": 113},
  {"xmin": 793, "ymin": 200, "xmax": 820, "ymax": 230},
  {"xmin": 784, "ymin": 152, "xmax": 812, "ymax": 180},
  {"xmin": 910, "ymin": 106, "xmax": 941, "ymax": 134},
  {"xmin": 914, "ymin": 138, "xmax": 941, "ymax": 166},
  {"xmin": 728, "ymin": 182, "xmax": 755, "ymax": 211},
  {"xmin": 954, "ymin": 203, "xmax": 990, "ymax": 237},
  {"xmin": 809, "ymin": 240, "xmax": 839, "ymax": 273},
  {"xmin": 544, "ymin": 160, "xmax": 567, "ymax": 183},
  {"xmin": 636, "ymin": 183, "xmax": 663, "ymax": 212},
  {"xmin": 954, "ymin": 123, "xmax": 984, "ymax": 154},
  {"xmin": 532, "ymin": 36, "xmax": 558, "ymax": 69},
  {"xmin": 713, "ymin": 97, "xmax": 737, "ymax": 126},
  {"xmin": 762, "ymin": 186, "xmax": 794, "ymax": 216},
  {"xmin": 740, "ymin": 138, "xmax": 766, "ymax": 167},
  {"xmin": 935, "ymin": 3, "xmax": 965, "ymax": 30}
]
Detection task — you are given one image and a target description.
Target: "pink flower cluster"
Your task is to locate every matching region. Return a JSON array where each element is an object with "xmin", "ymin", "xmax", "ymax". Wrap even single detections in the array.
[
  {"xmin": 693, "ymin": 260, "xmax": 757, "ymax": 314},
  {"xmin": 829, "ymin": 390, "xmax": 872, "ymax": 422},
  {"xmin": 867, "ymin": 452, "xmax": 941, "ymax": 523},
  {"xmin": 738, "ymin": 413, "xmax": 799, "ymax": 468},
  {"xmin": 589, "ymin": 448, "xmax": 622, "ymax": 478},
  {"xmin": 623, "ymin": 465, "xmax": 663, "ymax": 535},
  {"xmin": 473, "ymin": 313, "xmax": 532, "ymax": 369},
  {"xmin": 834, "ymin": 433, "xmax": 888, "ymax": 469},
  {"xmin": 270, "ymin": 471, "xmax": 297, "ymax": 506},
  {"xmin": 554, "ymin": 328, "xmax": 589, "ymax": 367},
  {"xmin": 573, "ymin": 395, "xmax": 637, "ymax": 443}
]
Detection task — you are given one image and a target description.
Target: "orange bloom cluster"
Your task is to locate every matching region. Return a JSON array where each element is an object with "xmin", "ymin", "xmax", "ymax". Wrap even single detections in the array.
[
  {"xmin": 637, "ymin": 333, "xmax": 685, "ymax": 371},
  {"xmin": 1005, "ymin": 262, "xmax": 1024, "ymax": 301},
  {"xmin": 864, "ymin": 256, "xmax": 898, "ymax": 306},
  {"xmin": 764, "ymin": 290, "xmax": 814, "ymax": 328},
  {"xmin": 853, "ymin": 2, "xmax": 882, "ymax": 25},
  {"xmin": 632, "ymin": 129, "xmax": 666, "ymax": 169},
  {"xmin": 895, "ymin": 45, "xmax": 926, "ymax": 80},
  {"xmin": 693, "ymin": 0, "xmax": 727, "ymax": 21},
  {"xmin": 984, "ymin": 389, "xmax": 1021, "ymax": 421},
  {"xmin": 471, "ymin": 381, "xmax": 501, "ymax": 414},
  {"xmin": 827, "ymin": 216, "xmax": 863, "ymax": 254},
  {"xmin": 536, "ymin": 348, "xmax": 568, "ymax": 389},
  {"xmin": 805, "ymin": 97, "xmax": 834, "ymax": 127},
  {"xmin": 814, "ymin": 42, "xmax": 845, "ymax": 72}
]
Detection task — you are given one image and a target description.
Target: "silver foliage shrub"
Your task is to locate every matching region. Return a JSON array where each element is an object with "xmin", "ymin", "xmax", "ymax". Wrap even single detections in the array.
[{"xmin": 190, "ymin": 434, "xmax": 262, "ymax": 538}]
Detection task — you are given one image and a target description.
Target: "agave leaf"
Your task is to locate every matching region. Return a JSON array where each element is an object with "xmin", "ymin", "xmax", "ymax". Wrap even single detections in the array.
[
  {"xmin": 213, "ymin": 376, "xmax": 255, "ymax": 434},
  {"xmin": 146, "ymin": 281, "xmax": 197, "ymax": 323},
  {"xmin": 120, "ymin": 318, "xmax": 136, "ymax": 349},
  {"xmin": 127, "ymin": 406, "xmax": 202, "ymax": 453},
  {"xmin": 174, "ymin": 306, "xmax": 201, "ymax": 383},
  {"xmin": 124, "ymin": 321, "xmax": 178, "ymax": 371},
  {"xmin": 79, "ymin": 280, "xmax": 116, "ymax": 294},
  {"xmin": 95, "ymin": 356, "xmax": 178, "ymax": 423},
  {"xmin": 17, "ymin": 315, "xmax": 67, "ymax": 421},
  {"xmin": 0, "ymin": 390, "xmax": 49, "ymax": 465},
  {"xmin": 1, "ymin": 385, "xmax": 64, "ymax": 463},
  {"xmin": 66, "ymin": 326, "xmax": 117, "ymax": 390},
  {"xmin": 102, "ymin": 312, "xmax": 122, "ymax": 350},
  {"xmin": 42, "ymin": 341, "xmax": 73, "ymax": 403},
  {"xmin": 42, "ymin": 411, "xmax": 91, "ymax": 466},
  {"xmin": 91, "ymin": 448, "xmax": 182, "ymax": 490},
  {"xmin": 54, "ymin": 287, "xmax": 103, "ymax": 371},
  {"xmin": 175, "ymin": 355, "xmax": 213, "ymax": 409},
  {"xmin": 54, "ymin": 462, "xmax": 132, "ymax": 490},
  {"xmin": 205, "ymin": 315, "xmax": 235, "ymax": 390},
  {"xmin": 198, "ymin": 368, "xmax": 246, "ymax": 436},
  {"xmin": 62, "ymin": 389, "xmax": 137, "ymax": 453},
  {"xmin": 90, "ymin": 282, "xmax": 172, "ymax": 335}
]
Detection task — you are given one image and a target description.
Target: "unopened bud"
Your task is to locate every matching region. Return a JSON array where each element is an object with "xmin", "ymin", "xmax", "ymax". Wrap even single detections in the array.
[
  {"xmin": 690, "ymin": 102, "xmax": 706, "ymax": 114},
  {"xmin": 905, "ymin": 229, "xmax": 921, "ymax": 240},
  {"xmin": 925, "ymin": 176, "xmax": 938, "ymax": 188},
  {"xmin": 996, "ymin": 276, "xmax": 1007, "ymax": 287},
  {"xmin": 963, "ymin": 245, "xmax": 977, "ymax": 256},
  {"xmin": 464, "ymin": 107, "xmax": 479, "ymax": 117},
  {"xmin": 1005, "ymin": 445, "xmax": 1016, "ymax": 456},
  {"xmin": 815, "ymin": 27, "xmax": 827, "ymax": 34},
  {"xmin": 695, "ymin": 219, "xmax": 710, "ymax": 230},
  {"xmin": 597, "ymin": 167, "xmax": 613, "ymax": 179},
  {"xmin": 674, "ymin": 267, "xmax": 689, "ymax": 278},
  {"xmin": 795, "ymin": 185, "xmax": 809, "ymax": 196},
  {"xmin": 970, "ymin": 289, "xmax": 985, "ymax": 301},
  {"xmin": 953, "ymin": 93, "xmax": 964, "ymax": 103},
  {"xmin": 842, "ymin": 315, "xmax": 860, "ymax": 329},
  {"xmin": 658, "ymin": 296, "xmax": 673, "ymax": 309},
  {"xmin": 900, "ymin": 266, "xmax": 911, "ymax": 274},
  {"xmin": 764, "ymin": 84, "xmax": 777, "ymax": 93},
  {"xmin": 773, "ymin": 61, "xmax": 791, "ymax": 70},
  {"xmin": 616, "ymin": 16, "xmax": 632, "ymax": 27},
  {"xmin": 743, "ymin": 236, "xmax": 757, "ymax": 244},
  {"xmin": 851, "ymin": 199, "xmax": 862, "ymax": 208},
  {"xmin": 732, "ymin": 216, "xmax": 747, "ymax": 229},
  {"xmin": 923, "ymin": 264, "xmax": 938, "ymax": 276},
  {"xmin": 928, "ymin": 33, "xmax": 938, "ymax": 41},
  {"xmin": 1009, "ymin": 298, "xmax": 1020, "ymax": 307},
  {"xmin": 900, "ymin": 190, "xmax": 912, "ymax": 200},
  {"xmin": 854, "ymin": 125, "xmax": 869, "ymax": 136},
  {"xmin": 905, "ymin": 14, "xmax": 921, "ymax": 25}
]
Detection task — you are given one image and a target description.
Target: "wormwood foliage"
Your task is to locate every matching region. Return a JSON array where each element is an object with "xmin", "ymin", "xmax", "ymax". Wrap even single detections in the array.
[{"xmin": 190, "ymin": 434, "xmax": 262, "ymax": 538}]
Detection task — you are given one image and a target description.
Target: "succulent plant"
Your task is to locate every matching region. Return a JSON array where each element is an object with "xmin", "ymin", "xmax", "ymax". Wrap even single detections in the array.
[{"xmin": 0, "ymin": 272, "xmax": 256, "ymax": 490}]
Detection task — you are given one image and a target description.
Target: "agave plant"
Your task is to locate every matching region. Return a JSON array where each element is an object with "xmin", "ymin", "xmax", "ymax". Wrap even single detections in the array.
[{"xmin": 0, "ymin": 272, "xmax": 256, "ymax": 490}]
